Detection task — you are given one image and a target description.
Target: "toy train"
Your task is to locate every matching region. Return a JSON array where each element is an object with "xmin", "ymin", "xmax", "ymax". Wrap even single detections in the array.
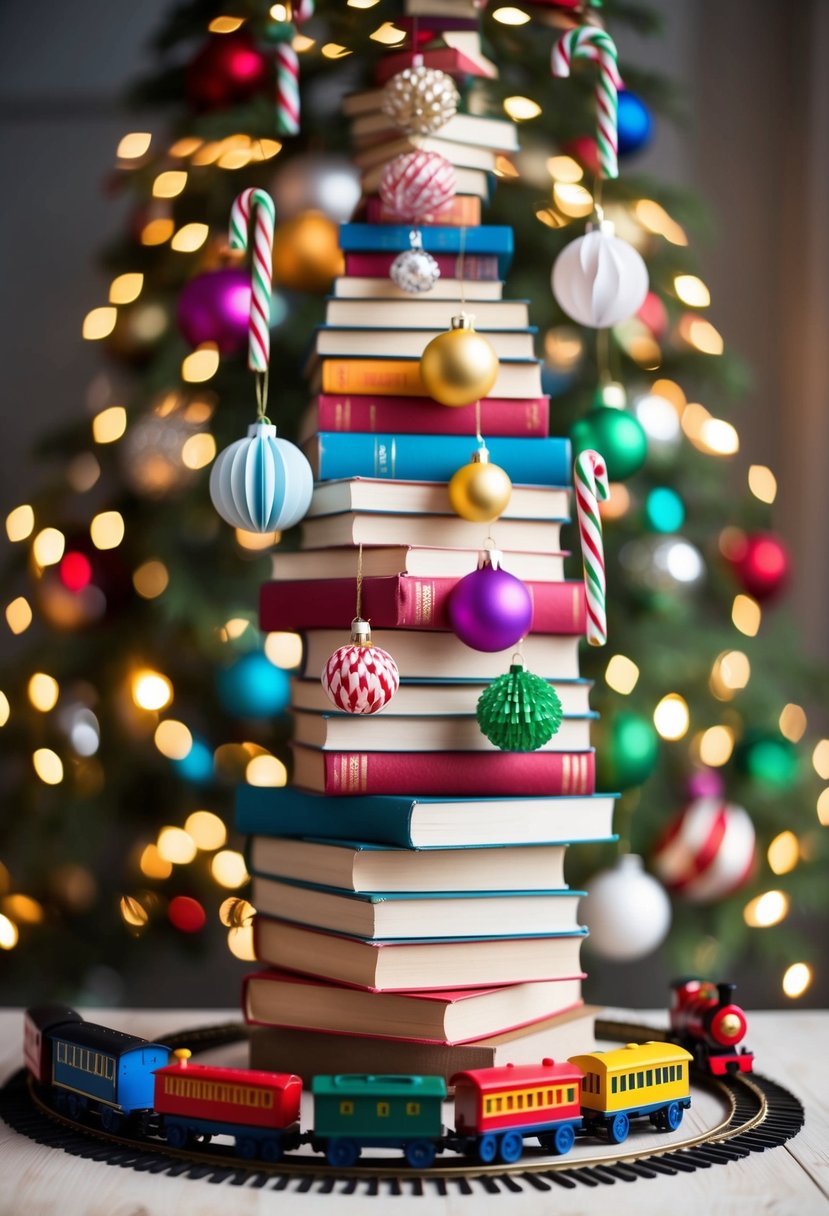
[
  {"xmin": 24, "ymin": 1004, "xmax": 694, "ymax": 1167},
  {"xmin": 670, "ymin": 978, "xmax": 754, "ymax": 1076}
]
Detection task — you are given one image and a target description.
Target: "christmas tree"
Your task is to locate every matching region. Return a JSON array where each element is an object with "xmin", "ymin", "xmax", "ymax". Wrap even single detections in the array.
[{"xmin": 0, "ymin": 0, "xmax": 825, "ymax": 1008}]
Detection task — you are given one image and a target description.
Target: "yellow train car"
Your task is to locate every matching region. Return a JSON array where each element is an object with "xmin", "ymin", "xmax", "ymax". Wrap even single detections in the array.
[{"xmin": 569, "ymin": 1042, "xmax": 692, "ymax": 1144}]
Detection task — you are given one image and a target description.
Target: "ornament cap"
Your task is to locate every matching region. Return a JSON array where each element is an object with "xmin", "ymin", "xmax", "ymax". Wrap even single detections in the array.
[
  {"xmin": 349, "ymin": 617, "xmax": 373, "ymax": 646},
  {"xmin": 247, "ymin": 421, "xmax": 277, "ymax": 438},
  {"xmin": 450, "ymin": 313, "xmax": 475, "ymax": 332},
  {"xmin": 477, "ymin": 544, "xmax": 502, "ymax": 571},
  {"xmin": 471, "ymin": 444, "xmax": 490, "ymax": 466}
]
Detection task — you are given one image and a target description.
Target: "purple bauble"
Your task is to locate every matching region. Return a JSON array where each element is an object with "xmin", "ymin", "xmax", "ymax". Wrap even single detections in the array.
[
  {"xmin": 448, "ymin": 564, "xmax": 533, "ymax": 652},
  {"xmin": 177, "ymin": 268, "xmax": 251, "ymax": 355},
  {"xmin": 685, "ymin": 767, "xmax": 726, "ymax": 801}
]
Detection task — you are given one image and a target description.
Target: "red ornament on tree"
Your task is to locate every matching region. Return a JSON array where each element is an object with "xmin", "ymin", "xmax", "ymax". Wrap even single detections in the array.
[
  {"xmin": 651, "ymin": 797, "xmax": 756, "ymax": 903},
  {"xmin": 168, "ymin": 896, "xmax": 207, "ymax": 934},
  {"xmin": 725, "ymin": 530, "xmax": 790, "ymax": 601},
  {"xmin": 186, "ymin": 33, "xmax": 269, "ymax": 110}
]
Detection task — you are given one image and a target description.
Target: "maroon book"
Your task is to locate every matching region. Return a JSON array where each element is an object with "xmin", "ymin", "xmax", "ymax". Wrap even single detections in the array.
[
  {"xmin": 302, "ymin": 393, "xmax": 548, "ymax": 439},
  {"xmin": 343, "ymin": 252, "xmax": 500, "ymax": 280}
]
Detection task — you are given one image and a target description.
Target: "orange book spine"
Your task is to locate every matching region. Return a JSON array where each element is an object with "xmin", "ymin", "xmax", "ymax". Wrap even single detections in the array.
[
  {"xmin": 321, "ymin": 359, "xmax": 427, "ymax": 397},
  {"xmin": 364, "ymin": 195, "xmax": 482, "ymax": 226}
]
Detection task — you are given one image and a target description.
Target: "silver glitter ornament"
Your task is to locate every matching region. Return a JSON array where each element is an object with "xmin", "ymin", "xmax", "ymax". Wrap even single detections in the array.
[
  {"xmin": 390, "ymin": 232, "xmax": 441, "ymax": 294},
  {"xmin": 381, "ymin": 65, "xmax": 460, "ymax": 136}
]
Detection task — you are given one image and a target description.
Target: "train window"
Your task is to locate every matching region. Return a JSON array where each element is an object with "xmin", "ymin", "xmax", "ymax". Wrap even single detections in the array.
[
  {"xmin": 567, "ymin": 1087, "xmax": 575, "ymax": 1103},
  {"xmin": 506, "ymin": 1095, "xmax": 514, "ymax": 1110},
  {"xmin": 667, "ymin": 1066, "xmax": 674, "ymax": 1082},
  {"xmin": 611, "ymin": 1076, "xmax": 618, "ymax": 1094},
  {"xmin": 107, "ymin": 1057, "xmax": 114, "ymax": 1081},
  {"xmin": 620, "ymin": 1075, "xmax": 627, "ymax": 1092},
  {"xmin": 646, "ymin": 1070, "xmax": 653, "ymax": 1086},
  {"xmin": 678, "ymin": 1064, "xmax": 684, "ymax": 1080},
  {"xmin": 377, "ymin": 1102, "xmax": 390, "ymax": 1118},
  {"xmin": 406, "ymin": 1102, "xmax": 421, "ymax": 1117},
  {"xmin": 516, "ymin": 1093, "xmax": 524, "ymax": 1110},
  {"xmin": 546, "ymin": 1089, "xmax": 553, "ymax": 1103},
  {"xmin": 526, "ymin": 1092, "xmax": 534, "ymax": 1108},
  {"xmin": 638, "ymin": 1071, "xmax": 644, "ymax": 1087},
  {"xmin": 495, "ymin": 1097, "xmax": 503, "ymax": 1112},
  {"xmin": 339, "ymin": 1101, "xmax": 354, "ymax": 1116},
  {"xmin": 263, "ymin": 1092, "xmax": 273, "ymax": 1108},
  {"xmin": 654, "ymin": 1067, "xmax": 662, "ymax": 1084},
  {"xmin": 484, "ymin": 1098, "xmax": 492, "ymax": 1115},
  {"xmin": 57, "ymin": 1042, "xmax": 66, "ymax": 1064}
]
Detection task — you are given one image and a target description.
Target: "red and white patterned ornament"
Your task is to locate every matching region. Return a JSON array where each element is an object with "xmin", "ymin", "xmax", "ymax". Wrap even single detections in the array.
[
  {"xmin": 651, "ymin": 797, "xmax": 756, "ymax": 904},
  {"xmin": 379, "ymin": 151, "xmax": 457, "ymax": 223},
  {"xmin": 321, "ymin": 618, "xmax": 399, "ymax": 715}
]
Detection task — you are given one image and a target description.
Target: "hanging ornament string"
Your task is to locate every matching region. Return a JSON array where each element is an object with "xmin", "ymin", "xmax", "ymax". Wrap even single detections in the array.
[
  {"xmin": 271, "ymin": 0, "xmax": 314, "ymax": 136},
  {"xmin": 228, "ymin": 187, "xmax": 276, "ymax": 417},
  {"xmin": 354, "ymin": 543, "xmax": 364, "ymax": 620},
  {"xmin": 551, "ymin": 26, "xmax": 623, "ymax": 181},
  {"xmin": 574, "ymin": 448, "xmax": 609, "ymax": 646}
]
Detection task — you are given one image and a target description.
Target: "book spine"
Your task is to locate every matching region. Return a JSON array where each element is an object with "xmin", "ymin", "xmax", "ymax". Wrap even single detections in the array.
[
  {"xmin": 343, "ymin": 253, "xmax": 499, "ymax": 280},
  {"xmin": 260, "ymin": 577, "xmax": 585, "ymax": 633},
  {"xmin": 313, "ymin": 394, "xmax": 549, "ymax": 438},
  {"xmin": 236, "ymin": 787, "xmax": 416, "ymax": 847},
  {"xmin": 311, "ymin": 431, "xmax": 572, "ymax": 486},
  {"xmin": 364, "ymin": 196, "xmax": 482, "ymax": 226},
  {"xmin": 339, "ymin": 223, "xmax": 513, "ymax": 258},
  {"xmin": 375, "ymin": 49, "xmax": 496, "ymax": 85},
  {"xmin": 294, "ymin": 747, "xmax": 595, "ymax": 797}
]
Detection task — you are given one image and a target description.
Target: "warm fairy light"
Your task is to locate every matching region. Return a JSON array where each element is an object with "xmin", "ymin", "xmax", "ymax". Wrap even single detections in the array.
[
  {"xmin": 653, "ymin": 693, "xmax": 690, "ymax": 741},
  {"xmin": 211, "ymin": 850, "xmax": 249, "ymax": 888},
  {"xmin": 321, "ymin": 43, "xmax": 351, "ymax": 58},
  {"xmin": 90, "ymin": 510, "xmax": 125, "ymax": 550},
  {"xmin": 553, "ymin": 182, "xmax": 593, "ymax": 218},
  {"xmin": 141, "ymin": 218, "xmax": 175, "ymax": 246},
  {"xmin": 109, "ymin": 273, "xmax": 144, "ymax": 305},
  {"xmin": 817, "ymin": 789, "xmax": 829, "ymax": 826},
  {"xmin": 181, "ymin": 432, "xmax": 216, "ymax": 469},
  {"xmin": 235, "ymin": 528, "xmax": 280, "ymax": 550},
  {"xmin": 0, "ymin": 692, "xmax": 9, "ymax": 727},
  {"xmin": 680, "ymin": 316, "xmax": 725, "ymax": 356},
  {"xmin": 33, "ymin": 748, "xmax": 64, "ymax": 785},
  {"xmin": 154, "ymin": 719, "xmax": 193, "ymax": 760},
  {"xmin": 634, "ymin": 199, "xmax": 688, "ymax": 246},
  {"xmin": 269, "ymin": 2, "xmax": 290, "ymax": 16},
  {"xmin": 264, "ymin": 631, "xmax": 303, "ymax": 669},
  {"xmin": 634, "ymin": 393, "xmax": 681, "ymax": 443},
  {"xmin": 258, "ymin": 139, "xmax": 282, "ymax": 159},
  {"xmin": 370, "ymin": 22, "xmax": 407, "ymax": 44},
  {"xmin": 120, "ymin": 895, "xmax": 149, "ymax": 928},
  {"xmin": 698, "ymin": 724, "xmax": 735, "ymax": 767},
  {"xmin": 92, "ymin": 405, "xmax": 127, "ymax": 444},
  {"xmin": 748, "ymin": 464, "xmax": 777, "ymax": 504},
  {"xmin": 169, "ymin": 137, "xmax": 202, "ymax": 158},
  {"xmin": 782, "ymin": 962, "xmax": 812, "ymax": 999},
  {"xmin": 218, "ymin": 145, "xmax": 254, "ymax": 171},
  {"xmin": 157, "ymin": 826, "xmax": 197, "ymax": 865},
  {"xmin": 246, "ymin": 754, "xmax": 288, "ymax": 787},
  {"xmin": 779, "ymin": 703, "xmax": 807, "ymax": 743},
  {"xmin": 547, "ymin": 155, "xmax": 583, "ymax": 183},
  {"xmin": 680, "ymin": 401, "xmax": 710, "ymax": 442},
  {"xmin": 6, "ymin": 504, "xmax": 34, "ymax": 542},
  {"xmin": 152, "ymin": 170, "xmax": 187, "ymax": 199},
  {"xmin": 117, "ymin": 132, "xmax": 151, "ymax": 159},
  {"xmin": 493, "ymin": 5, "xmax": 531, "ymax": 23},
  {"xmin": 673, "ymin": 274, "xmax": 710, "ymax": 308},
  {"xmin": 32, "ymin": 527, "xmax": 65, "ymax": 568},
  {"xmin": 535, "ymin": 208, "xmax": 566, "ymax": 229},
  {"xmin": 599, "ymin": 483, "xmax": 631, "ymax": 521},
  {"xmin": 348, "ymin": 0, "xmax": 380, "ymax": 6},
  {"xmin": 132, "ymin": 670, "xmax": 173, "ymax": 712},
  {"xmin": 139, "ymin": 844, "xmax": 173, "ymax": 880},
  {"xmin": 544, "ymin": 326, "xmax": 583, "ymax": 370},
  {"xmin": 604, "ymin": 655, "xmax": 640, "ymax": 696},
  {"xmin": 743, "ymin": 890, "xmax": 789, "ymax": 928},
  {"xmin": 6, "ymin": 597, "xmax": 32, "ymax": 634},
  {"xmin": 652, "ymin": 378, "xmax": 687, "ymax": 410},
  {"xmin": 503, "ymin": 96, "xmax": 541, "ymax": 122},
  {"xmin": 616, "ymin": 319, "xmax": 661, "ymax": 370},
  {"xmin": 28, "ymin": 673, "xmax": 59, "ymax": 712},
  {"xmin": 209, "ymin": 15, "xmax": 245, "ymax": 32},
  {"xmin": 496, "ymin": 158, "xmax": 518, "ymax": 181},
  {"xmin": 227, "ymin": 924, "xmax": 256, "ymax": 960},
  {"xmin": 133, "ymin": 560, "xmax": 169, "ymax": 599},
  {"xmin": 82, "ymin": 307, "xmax": 117, "ymax": 341},
  {"xmin": 3, "ymin": 894, "xmax": 44, "ymax": 924},
  {"xmin": 182, "ymin": 345, "xmax": 220, "ymax": 383},
  {"xmin": 220, "ymin": 897, "xmax": 255, "ymax": 927},
  {"xmin": 293, "ymin": 33, "xmax": 315, "ymax": 51},
  {"xmin": 812, "ymin": 739, "xmax": 829, "ymax": 779},
  {"xmin": 171, "ymin": 222, "xmax": 210, "ymax": 253},
  {"xmin": 768, "ymin": 831, "xmax": 800, "ymax": 876},
  {"xmin": 184, "ymin": 397, "xmax": 216, "ymax": 424},
  {"xmin": 712, "ymin": 650, "xmax": 751, "ymax": 697},
  {"xmin": 185, "ymin": 810, "xmax": 227, "ymax": 851},
  {"xmin": 191, "ymin": 142, "xmax": 223, "ymax": 167},
  {"xmin": 0, "ymin": 914, "xmax": 19, "ymax": 950},
  {"xmin": 68, "ymin": 453, "xmax": 101, "ymax": 492},
  {"xmin": 732, "ymin": 594, "xmax": 762, "ymax": 637},
  {"xmin": 698, "ymin": 417, "xmax": 739, "ymax": 456}
]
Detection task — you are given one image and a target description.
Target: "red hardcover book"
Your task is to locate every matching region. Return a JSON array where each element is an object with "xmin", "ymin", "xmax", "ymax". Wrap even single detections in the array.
[
  {"xmin": 363, "ymin": 195, "xmax": 482, "ymax": 227},
  {"xmin": 374, "ymin": 47, "xmax": 497, "ymax": 84},
  {"xmin": 290, "ymin": 745, "xmax": 595, "ymax": 797},
  {"xmin": 343, "ymin": 252, "xmax": 500, "ymax": 280},
  {"xmin": 301, "ymin": 393, "xmax": 549, "ymax": 439},
  {"xmin": 261, "ymin": 576, "xmax": 584, "ymax": 633}
]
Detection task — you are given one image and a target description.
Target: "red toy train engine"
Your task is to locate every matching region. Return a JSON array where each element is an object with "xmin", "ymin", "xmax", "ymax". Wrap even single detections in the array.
[{"xmin": 669, "ymin": 979, "xmax": 754, "ymax": 1075}]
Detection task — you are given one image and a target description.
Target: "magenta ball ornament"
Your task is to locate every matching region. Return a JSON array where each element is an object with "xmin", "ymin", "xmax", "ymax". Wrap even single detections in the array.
[
  {"xmin": 177, "ymin": 268, "xmax": 251, "ymax": 355},
  {"xmin": 448, "ymin": 554, "xmax": 533, "ymax": 652}
]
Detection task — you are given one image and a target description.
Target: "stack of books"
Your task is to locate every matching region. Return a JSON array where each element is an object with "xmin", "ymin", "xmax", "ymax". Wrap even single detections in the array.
[{"xmin": 235, "ymin": 20, "xmax": 617, "ymax": 1084}]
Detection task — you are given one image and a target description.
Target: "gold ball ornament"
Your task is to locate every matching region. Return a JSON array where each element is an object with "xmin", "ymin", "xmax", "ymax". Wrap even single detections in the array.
[
  {"xmin": 381, "ymin": 65, "xmax": 460, "ymax": 136},
  {"xmin": 420, "ymin": 315, "xmax": 499, "ymax": 407},
  {"xmin": 272, "ymin": 210, "xmax": 344, "ymax": 293},
  {"xmin": 449, "ymin": 446, "xmax": 512, "ymax": 523}
]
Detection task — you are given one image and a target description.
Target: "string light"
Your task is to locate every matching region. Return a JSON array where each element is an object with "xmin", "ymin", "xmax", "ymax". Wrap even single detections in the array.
[
  {"xmin": 269, "ymin": 2, "xmax": 290, "ymax": 15},
  {"xmin": 709, "ymin": 650, "xmax": 751, "ymax": 699},
  {"xmin": 227, "ymin": 924, "xmax": 256, "ymax": 960},
  {"xmin": 3, "ymin": 895, "xmax": 44, "ymax": 924},
  {"xmin": 120, "ymin": 895, "xmax": 149, "ymax": 928},
  {"xmin": 653, "ymin": 694, "xmax": 690, "ymax": 741},
  {"xmin": 732, "ymin": 594, "xmax": 762, "ymax": 637},
  {"xmin": 67, "ymin": 453, "xmax": 100, "ymax": 492},
  {"xmin": 156, "ymin": 827, "xmax": 197, "ymax": 865},
  {"xmin": 82, "ymin": 307, "xmax": 117, "ymax": 340},
  {"xmin": 117, "ymin": 132, "xmax": 151, "ymax": 159},
  {"xmin": 211, "ymin": 850, "xmax": 249, "ymax": 888},
  {"xmin": 679, "ymin": 315, "xmax": 725, "ymax": 356},
  {"xmin": 5, "ymin": 505, "xmax": 34, "ymax": 542},
  {"xmin": 209, "ymin": 15, "xmax": 245, "ymax": 32},
  {"xmin": 220, "ymin": 618, "xmax": 253, "ymax": 642},
  {"xmin": 370, "ymin": 22, "xmax": 407, "ymax": 44},
  {"xmin": 133, "ymin": 560, "xmax": 169, "ymax": 599},
  {"xmin": 109, "ymin": 273, "xmax": 144, "ymax": 305},
  {"xmin": 321, "ymin": 43, "xmax": 351, "ymax": 58},
  {"xmin": 169, "ymin": 137, "xmax": 202, "ymax": 158},
  {"xmin": 748, "ymin": 464, "xmax": 777, "ymax": 503},
  {"xmin": 131, "ymin": 670, "xmax": 173, "ymax": 711},
  {"xmin": 246, "ymin": 754, "xmax": 288, "ymax": 787},
  {"xmin": 604, "ymin": 654, "xmax": 640, "ymax": 695},
  {"xmin": 92, "ymin": 406, "xmax": 127, "ymax": 444},
  {"xmin": 812, "ymin": 739, "xmax": 829, "ymax": 779},
  {"xmin": 185, "ymin": 811, "xmax": 227, "ymax": 851},
  {"xmin": 0, "ymin": 691, "xmax": 9, "ymax": 727},
  {"xmin": 673, "ymin": 274, "xmax": 711, "ymax": 307},
  {"xmin": 6, "ymin": 597, "xmax": 33, "ymax": 635},
  {"xmin": 90, "ymin": 511, "xmax": 125, "ymax": 550},
  {"xmin": 503, "ymin": 96, "xmax": 541, "ymax": 121},
  {"xmin": 141, "ymin": 218, "xmax": 175, "ymax": 246},
  {"xmin": 598, "ymin": 483, "xmax": 631, "ymax": 521},
  {"xmin": 493, "ymin": 6, "xmax": 531, "ymax": 23},
  {"xmin": 743, "ymin": 890, "xmax": 789, "ymax": 928},
  {"xmin": 220, "ymin": 897, "xmax": 255, "ymax": 927},
  {"xmin": 182, "ymin": 346, "xmax": 220, "ymax": 383},
  {"xmin": 547, "ymin": 155, "xmax": 583, "ymax": 183},
  {"xmin": 698, "ymin": 724, "xmax": 735, "ymax": 767},
  {"xmin": 779, "ymin": 703, "xmax": 807, "ymax": 743},
  {"xmin": 768, "ymin": 831, "xmax": 799, "ymax": 875},
  {"xmin": 28, "ymin": 673, "xmax": 59, "ymax": 712},
  {"xmin": 0, "ymin": 914, "xmax": 19, "ymax": 950},
  {"xmin": 292, "ymin": 34, "xmax": 314, "ymax": 52},
  {"xmin": 33, "ymin": 749, "xmax": 64, "ymax": 785},
  {"xmin": 32, "ymin": 528, "xmax": 65, "ymax": 567},
  {"xmin": 154, "ymin": 719, "xmax": 192, "ymax": 760},
  {"xmin": 235, "ymin": 528, "xmax": 280, "ymax": 550},
  {"xmin": 634, "ymin": 200, "xmax": 688, "ymax": 246},
  {"xmin": 553, "ymin": 182, "xmax": 593, "ymax": 218},
  {"xmin": 264, "ymin": 632, "xmax": 303, "ymax": 669},
  {"xmin": 171, "ymin": 223, "xmax": 210, "ymax": 253},
  {"xmin": 782, "ymin": 962, "xmax": 812, "ymax": 999},
  {"xmin": 139, "ymin": 844, "xmax": 173, "ymax": 880},
  {"xmin": 181, "ymin": 433, "xmax": 216, "ymax": 469},
  {"xmin": 816, "ymin": 789, "xmax": 829, "ymax": 827},
  {"xmin": 152, "ymin": 170, "xmax": 187, "ymax": 198}
]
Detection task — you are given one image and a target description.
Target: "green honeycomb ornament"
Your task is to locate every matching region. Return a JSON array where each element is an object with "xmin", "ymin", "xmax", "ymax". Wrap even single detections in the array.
[{"xmin": 476, "ymin": 661, "xmax": 564, "ymax": 752}]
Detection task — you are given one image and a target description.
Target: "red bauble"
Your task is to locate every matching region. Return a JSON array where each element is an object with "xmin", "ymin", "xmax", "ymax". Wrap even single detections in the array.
[
  {"xmin": 563, "ymin": 136, "xmax": 601, "ymax": 177},
  {"xmin": 168, "ymin": 896, "xmax": 207, "ymax": 934},
  {"xmin": 186, "ymin": 33, "xmax": 269, "ymax": 110},
  {"xmin": 637, "ymin": 291, "xmax": 669, "ymax": 339},
  {"xmin": 726, "ymin": 530, "xmax": 790, "ymax": 601}
]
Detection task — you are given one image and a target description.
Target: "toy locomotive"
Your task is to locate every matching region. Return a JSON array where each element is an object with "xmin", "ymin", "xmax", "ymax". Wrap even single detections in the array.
[{"xmin": 669, "ymin": 978, "xmax": 754, "ymax": 1075}]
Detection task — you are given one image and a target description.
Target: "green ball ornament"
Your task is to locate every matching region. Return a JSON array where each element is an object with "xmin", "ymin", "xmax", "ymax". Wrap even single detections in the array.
[
  {"xmin": 477, "ymin": 662, "xmax": 563, "ymax": 752},
  {"xmin": 571, "ymin": 406, "xmax": 648, "ymax": 481},
  {"xmin": 597, "ymin": 711, "xmax": 660, "ymax": 790},
  {"xmin": 735, "ymin": 730, "xmax": 800, "ymax": 789}
]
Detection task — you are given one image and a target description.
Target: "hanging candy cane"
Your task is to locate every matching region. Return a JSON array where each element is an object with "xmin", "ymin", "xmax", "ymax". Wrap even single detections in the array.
[
  {"xmin": 273, "ymin": 0, "xmax": 314, "ymax": 136},
  {"xmin": 551, "ymin": 26, "xmax": 623, "ymax": 179},
  {"xmin": 574, "ymin": 448, "xmax": 610, "ymax": 646},
  {"xmin": 228, "ymin": 188, "xmax": 276, "ymax": 373}
]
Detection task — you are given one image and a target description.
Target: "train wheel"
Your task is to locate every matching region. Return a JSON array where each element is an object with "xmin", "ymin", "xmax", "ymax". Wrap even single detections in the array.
[
  {"xmin": 236, "ymin": 1136, "xmax": 258, "ymax": 1159},
  {"xmin": 260, "ymin": 1139, "xmax": 283, "ymax": 1163},
  {"xmin": 405, "ymin": 1140, "xmax": 436, "ymax": 1168},
  {"xmin": 166, "ymin": 1123, "xmax": 191, "ymax": 1149},
  {"xmin": 100, "ymin": 1107, "xmax": 123, "ymax": 1133},
  {"xmin": 499, "ymin": 1132, "xmax": 523, "ymax": 1164},
  {"xmin": 608, "ymin": 1112, "xmax": 630, "ymax": 1145},
  {"xmin": 665, "ymin": 1102, "xmax": 683, "ymax": 1131},
  {"xmin": 476, "ymin": 1134, "xmax": 498, "ymax": 1164},
  {"xmin": 66, "ymin": 1094, "xmax": 84, "ymax": 1120},
  {"xmin": 552, "ymin": 1124, "xmax": 576, "ymax": 1156},
  {"xmin": 326, "ymin": 1139, "xmax": 360, "ymax": 1168},
  {"xmin": 53, "ymin": 1092, "xmax": 68, "ymax": 1114}
]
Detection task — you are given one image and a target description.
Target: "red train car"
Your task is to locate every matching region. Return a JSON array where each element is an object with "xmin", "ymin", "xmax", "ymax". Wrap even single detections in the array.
[
  {"xmin": 451, "ymin": 1058, "xmax": 584, "ymax": 1163},
  {"xmin": 23, "ymin": 1006, "xmax": 83, "ymax": 1085},
  {"xmin": 670, "ymin": 979, "xmax": 754, "ymax": 1075}
]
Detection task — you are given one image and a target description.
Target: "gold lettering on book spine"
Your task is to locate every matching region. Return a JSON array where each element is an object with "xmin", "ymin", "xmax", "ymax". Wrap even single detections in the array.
[
  {"xmin": 414, "ymin": 581, "xmax": 434, "ymax": 626},
  {"xmin": 562, "ymin": 754, "xmax": 571, "ymax": 796},
  {"xmin": 572, "ymin": 584, "xmax": 581, "ymax": 629}
]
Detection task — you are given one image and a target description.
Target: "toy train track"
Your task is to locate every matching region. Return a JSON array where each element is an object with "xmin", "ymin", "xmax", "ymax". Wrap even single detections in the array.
[{"xmin": 0, "ymin": 1018, "xmax": 803, "ymax": 1195}]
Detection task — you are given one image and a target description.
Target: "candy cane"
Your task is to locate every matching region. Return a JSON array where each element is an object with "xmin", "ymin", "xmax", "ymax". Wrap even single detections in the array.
[
  {"xmin": 574, "ymin": 448, "xmax": 610, "ymax": 646},
  {"xmin": 273, "ymin": 0, "xmax": 314, "ymax": 136},
  {"xmin": 552, "ymin": 26, "xmax": 623, "ymax": 180},
  {"xmin": 229, "ymin": 188, "xmax": 276, "ymax": 373}
]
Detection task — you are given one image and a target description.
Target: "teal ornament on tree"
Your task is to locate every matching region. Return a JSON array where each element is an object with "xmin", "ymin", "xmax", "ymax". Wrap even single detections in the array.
[
  {"xmin": 216, "ymin": 651, "xmax": 290, "ymax": 718},
  {"xmin": 571, "ymin": 406, "xmax": 647, "ymax": 481},
  {"xmin": 597, "ymin": 711, "xmax": 660, "ymax": 790},
  {"xmin": 476, "ymin": 660, "xmax": 563, "ymax": 752},
  {"xmin": 735, "ymin": 730, "xmax": 800, "ymax": 789}
]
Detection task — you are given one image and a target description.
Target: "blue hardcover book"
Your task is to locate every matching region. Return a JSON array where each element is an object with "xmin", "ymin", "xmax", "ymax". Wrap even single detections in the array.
[
  {"xmin": 307, "ymin": 433, "xmax": 571, "ymax": 486},
  {"xmin": 339, "ymin": 223, "xmax": 514, "ymax": 277},
  {"xmin": 236, "ymin": 786, "xmax": 617, "ymax": 849}
]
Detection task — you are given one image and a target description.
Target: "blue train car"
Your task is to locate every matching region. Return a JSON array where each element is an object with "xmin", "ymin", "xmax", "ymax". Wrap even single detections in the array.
[{"xmin": 48, "ymin": 1020, "xmax": 170, "ymax": 1130}]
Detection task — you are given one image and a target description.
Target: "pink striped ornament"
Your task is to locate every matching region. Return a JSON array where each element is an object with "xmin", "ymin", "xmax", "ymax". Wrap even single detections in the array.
[
  {"xmin": 551, "ymin": 26, "xmax": 623, "ymax": 180},
  {"xmin": 321, "ymin": 619, "xmax": 399, "ymax": 715},
  {"xmin": 229, "ymin": 188, "xmax": 276, "ymax": 373},
  {"xmin": 574, "ymin": 448, "xmax": 609, "ymax": 646},
  {"xmin": 379, "ymin": 150, "xmax": 457, "ymax": 223}
]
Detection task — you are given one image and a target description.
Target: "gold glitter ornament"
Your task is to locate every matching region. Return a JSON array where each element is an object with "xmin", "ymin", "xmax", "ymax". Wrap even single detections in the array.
[
  {"xmin": 449, "ymin": 445, "xmax": 512, "ymax": 523},
  {"xmin": 382, "ymin": 65, "xmax": 460, "ymax": 136},
  {"xmin": 420, "ymin": 314, "xmax": 499, "ymax": 407}
]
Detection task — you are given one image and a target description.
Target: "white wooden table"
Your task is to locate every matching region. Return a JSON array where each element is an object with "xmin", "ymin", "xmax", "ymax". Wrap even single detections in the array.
[{"xmin": 0, "ymin": 1007, "xmax": 827, "ymax": 1215}]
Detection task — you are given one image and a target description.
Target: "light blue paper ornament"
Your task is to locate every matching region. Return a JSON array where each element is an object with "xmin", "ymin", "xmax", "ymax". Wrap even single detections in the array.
[{"xmin": 209, "ymin": 421, "xmax": 313, "ymax": 532}]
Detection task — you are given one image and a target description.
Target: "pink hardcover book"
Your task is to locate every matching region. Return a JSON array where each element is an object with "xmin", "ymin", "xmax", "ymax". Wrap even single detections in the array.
[
  {"xmin": 344, "ymin": 252, "xmax": 500, "ymax": 280},
  {"xmin": 306, "ymin": 393, "xmax": 549, "ymax": 438}
]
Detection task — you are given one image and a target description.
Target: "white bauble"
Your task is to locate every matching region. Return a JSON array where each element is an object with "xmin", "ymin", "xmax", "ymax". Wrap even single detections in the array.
[
  {"xmin": 209, "ymin": 421, "xmax": 313, "ymax": 533},
  {"xmin": 652, "ymin": 798, "xmax": 756, "ymax": 903},
  {"xmin": 552, "ymin": 221, "xmax": 649, "ymax": 328},
  {"xmin": 582, "ymin": 853, "xmax": 672, "ymax": 961}
]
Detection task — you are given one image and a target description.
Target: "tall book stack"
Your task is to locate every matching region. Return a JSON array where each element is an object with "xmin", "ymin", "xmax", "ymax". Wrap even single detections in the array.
[{"xmin": 236, "ymin": 9, "xmax": 616, "ymax": 1084}]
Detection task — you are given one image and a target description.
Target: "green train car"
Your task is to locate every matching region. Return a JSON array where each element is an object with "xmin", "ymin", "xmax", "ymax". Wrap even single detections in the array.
[{"xmin": 311, "ymin": 1073, "xmax": 447, "ymax": 1167}]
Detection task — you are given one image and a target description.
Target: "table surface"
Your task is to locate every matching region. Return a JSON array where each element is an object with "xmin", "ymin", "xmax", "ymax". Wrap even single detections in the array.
[{"xmin": 1, "ymin": 1007, "xmax": 827, "ymax": 1215}]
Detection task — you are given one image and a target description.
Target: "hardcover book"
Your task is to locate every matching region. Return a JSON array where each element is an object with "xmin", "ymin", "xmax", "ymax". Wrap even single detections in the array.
[
  {"xmin": 269, "ymin": 546, "xmax": 566, "ymax": 583},
  {"xmin": 305, "ymin": 431, "xmax": 566, "ymax": 482},
  {"xmin": 289, "ymin": 677, "xmax": 593, "ymax": 718},
  {"xmin": 297, "ymin": 395, "xmax": 550, "ymax": 441}
]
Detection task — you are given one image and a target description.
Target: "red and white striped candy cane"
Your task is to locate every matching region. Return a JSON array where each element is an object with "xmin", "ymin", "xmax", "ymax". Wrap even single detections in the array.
[
  {"xmin": 229, "ymin": 188, "xmax": 276, "ymax": 374},
  {"xmin": 275, "ymin": 0, "xmax": 314, "ymax": 136},
  {"xmin": 574, "ymin": 448, "xmax": 610, "ymax": 646},
  {"xmin": 551, "ymin": 26, "xmax": 622, "ymax": 179}
]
